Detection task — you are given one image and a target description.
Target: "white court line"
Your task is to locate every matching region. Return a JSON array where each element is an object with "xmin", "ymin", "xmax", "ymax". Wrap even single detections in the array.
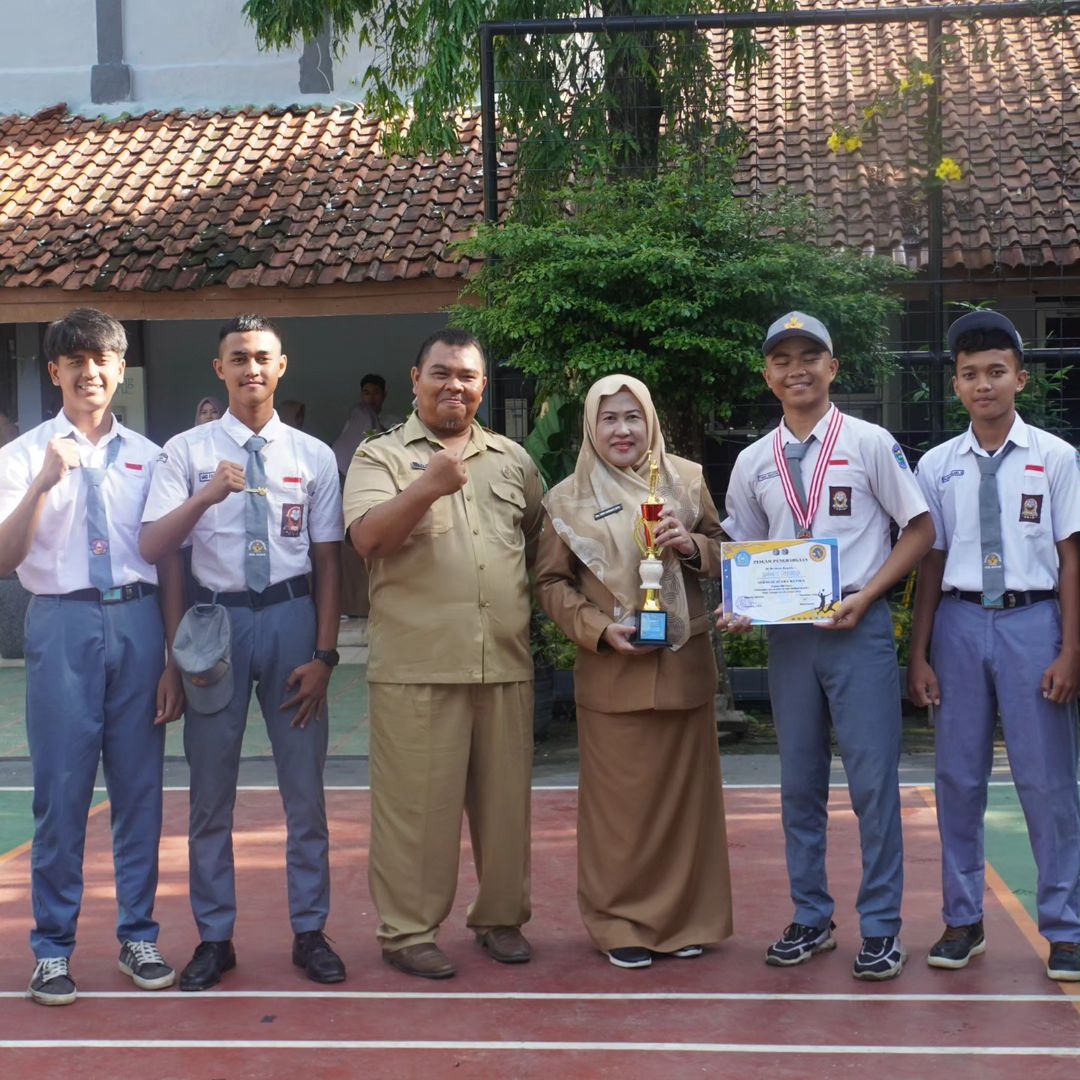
[
  {"xmin": 0, "ymin": 1039, "xmax": 1077, "ymax": 1055},
  {"xmin": 0, "ymin": 990, "xmax": 1071, "ymax": 1003}
]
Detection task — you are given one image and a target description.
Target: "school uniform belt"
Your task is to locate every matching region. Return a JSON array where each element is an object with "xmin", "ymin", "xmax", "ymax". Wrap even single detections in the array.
[
  {"xmin": 196, "ymin": 574, "xmax": 311, "ymax": 610},
  {"xmin": 950, "ymin": 589, "xmax": 1057, "ymax": 609},
  {"xmin": 43, "ymin": 582, "xmax": 157, "ymax": 604}
]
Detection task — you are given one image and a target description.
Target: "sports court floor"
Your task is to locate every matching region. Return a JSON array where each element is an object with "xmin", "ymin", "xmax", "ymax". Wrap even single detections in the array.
[{"xmin": 0, "ymin": 661, "xmax": 1078, "ymax": 1078}]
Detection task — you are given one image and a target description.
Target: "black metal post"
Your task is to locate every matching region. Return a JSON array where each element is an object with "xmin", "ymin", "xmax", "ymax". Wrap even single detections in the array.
[
  {"xmin": 480, "ymin": 25, "xmax": 499, "ymax": 226},
  {"xmin": 927, "ymin": 13, "xmax": 945, "ymax": 444}
]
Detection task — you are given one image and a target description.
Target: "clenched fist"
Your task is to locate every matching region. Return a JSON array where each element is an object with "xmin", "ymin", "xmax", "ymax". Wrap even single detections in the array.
[
  {"xmin": 422, "ymin": 449, "xmax": 468, "ymax": 497},
  {"xmin": 36, "ymin": 438, "xmax": 83, "ymax": 492},
  {"xmin": 202, "ymin": 460, "xmax": 247, "ymax": 505}
]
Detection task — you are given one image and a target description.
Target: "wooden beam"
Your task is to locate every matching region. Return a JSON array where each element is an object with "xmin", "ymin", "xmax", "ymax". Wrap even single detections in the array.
[{"xmin": 0, "ymin": 279, "xmax": 476, "ymax": 322}]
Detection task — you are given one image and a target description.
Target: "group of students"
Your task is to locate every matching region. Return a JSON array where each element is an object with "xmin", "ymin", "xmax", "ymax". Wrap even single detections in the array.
[{"xmin": 0, "ymin": 303, "xmax": 1076, "ymax": 1009}]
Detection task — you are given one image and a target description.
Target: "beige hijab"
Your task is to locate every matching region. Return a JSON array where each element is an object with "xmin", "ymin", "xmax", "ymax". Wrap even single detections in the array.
[{"xmin": 543, "ymin": 374, "xmax": 703, "ymax": 650}]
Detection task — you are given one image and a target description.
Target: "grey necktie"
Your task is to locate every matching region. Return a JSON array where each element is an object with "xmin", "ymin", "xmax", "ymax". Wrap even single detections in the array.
[
  {"xmin": 784, "ymin": 437, "xmax": 815, "ymax": 537},
  {"xmin": 244, "ymin": 435, "xmax": 270, "ymax": 592},
  {"xmin": 975, "ymin": 444, "xmax": 1013, "ymax": 606},
  {"xmin": 83, "ymin": 436, "xmax": 121, "ymax": 592}
]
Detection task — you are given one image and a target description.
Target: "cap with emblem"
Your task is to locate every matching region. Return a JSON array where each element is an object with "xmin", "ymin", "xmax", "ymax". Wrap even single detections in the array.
[
  {"xmin": 947, "ymin": 309, "xmax": 1024, "ymax": 361},
  {"xmin": 762, "ymin": 312, "xmax": 834, "ymax": 357},
  {"xmin": 172, "ymin": 604, "xmax": 234, "ymax": 715}
]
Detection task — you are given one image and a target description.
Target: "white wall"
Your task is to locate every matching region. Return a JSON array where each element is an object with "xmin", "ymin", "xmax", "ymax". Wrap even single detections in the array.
[
  {"xmin": 142, "ymin": 313, "xmax": 457, "ymax": 448},
  {"xmin": 0, "ymin": 0, "xmax": 375, "ymax": 116}
]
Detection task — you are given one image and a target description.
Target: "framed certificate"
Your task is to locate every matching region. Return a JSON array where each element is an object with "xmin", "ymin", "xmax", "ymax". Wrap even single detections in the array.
[{"xmin": 721, "ymin": 538, "xmax": 842, "ymax": 625}]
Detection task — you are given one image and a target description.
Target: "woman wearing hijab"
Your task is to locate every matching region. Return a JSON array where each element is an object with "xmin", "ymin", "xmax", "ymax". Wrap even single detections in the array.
[
  {"xmin": 194, "ymin": 396, "xmax": 224, "ymax": 425},
  {"xmin": 534, "ymin": 374, "xmax": 733, "ymax": 969}
]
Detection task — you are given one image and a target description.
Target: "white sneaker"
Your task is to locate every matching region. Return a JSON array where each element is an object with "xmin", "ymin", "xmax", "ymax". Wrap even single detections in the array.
[{"xmin": 29, "ymin": 957, "xmax": 77, "ymax": 1006}]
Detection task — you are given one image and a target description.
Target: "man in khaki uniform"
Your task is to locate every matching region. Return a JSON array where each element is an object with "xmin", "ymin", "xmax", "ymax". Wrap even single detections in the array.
[{"xmin": 343, "ymin": 327, "xmax": 543, "ymax": 979}]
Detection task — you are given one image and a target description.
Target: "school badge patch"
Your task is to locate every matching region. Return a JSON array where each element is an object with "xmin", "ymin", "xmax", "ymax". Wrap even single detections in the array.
[
  {"xmin": 281, "ymin": 503, "xmax": 304, "ymax": 537},
  {"xmin": 891, "ymin": 443, "xmax": 909, "ymax": 470},
  {"xmin": 247, "ymin": 538, "xmax": 268, "ymax": 557},
  {"xmin": 1019, "ymin": 493, "xmax": 1043, "ymax": 523},
  {"xmin": 90, "ymin": 538, "xmax": 109, "ymax": 556},
  {"xmin": 983, "ymin": 552, "xmax": 1002, "ymax": 570},
  {"xmin": 829, "ymin": 486, "xmax": 852, "ymax": 516}
]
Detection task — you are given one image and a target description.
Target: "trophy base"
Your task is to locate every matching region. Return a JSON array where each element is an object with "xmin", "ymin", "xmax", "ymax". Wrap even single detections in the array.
[{"xmin": 632, "ymin": 609, "xmax": 670, "ymax": 647}]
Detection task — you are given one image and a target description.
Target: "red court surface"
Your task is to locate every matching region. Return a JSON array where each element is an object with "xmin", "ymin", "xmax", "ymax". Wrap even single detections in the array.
[{"xmin": 1, "ymin": 785, "xmax": 1079, "ymax": 1079}]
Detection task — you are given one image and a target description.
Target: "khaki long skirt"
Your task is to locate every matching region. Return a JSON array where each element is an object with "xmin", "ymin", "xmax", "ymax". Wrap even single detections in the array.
[{"xmin": 576, "ymin": 700, "xmax": 733, "ymax": 953}]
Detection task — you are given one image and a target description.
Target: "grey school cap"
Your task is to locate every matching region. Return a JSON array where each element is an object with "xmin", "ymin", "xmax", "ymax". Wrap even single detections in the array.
[
  {"xmin": 172, "ymin": 603, "xmax": 233, "ymax": 715},
  {"xmin": 947, "ymin": 309, "xmax": 1024, "ymax": 360},
  {"xmin": 763, "ymin": 311, "xmax": 834, "ymax": 356}
]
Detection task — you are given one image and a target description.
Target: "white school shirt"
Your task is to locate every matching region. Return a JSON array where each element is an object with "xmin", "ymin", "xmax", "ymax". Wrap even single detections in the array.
[
  {"xmin": 142, "ymin": 409, "xmax": 343, "ymax": 593},
  {"xmin": 723, "ymin": 406, "xmax": 929, "ymax": 592},
  {"xmin": 0, "ymin": 411, "xmax": 160, "ymax": 594},
  {"xmin": 915, "ymin": 414, "xmax": 1080, "ymax": 593}
]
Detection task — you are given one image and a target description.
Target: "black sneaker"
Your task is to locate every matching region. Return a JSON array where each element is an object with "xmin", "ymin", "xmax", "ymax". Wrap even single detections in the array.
[
  {"xmin": 853, "ymin": 936, "xmax": 905, "ymax": 981},
  {"xmin": 1047, "ymin": 941, "xmax": 1080, "ymax": 982},
  {"xmin": 119, "ymin": 939, "xmax": 176, "ymax": 990},
  {"xmin": 607, "ymin": 947, "xmax": 652, "ymax": 969},
  {"xmin": 765, "ymin": 921, "xmax": 837, "ymax": 966},
  {"xmin": 28, "ymin": 957, "xmax": 77, "ymax": 1006},
  {"xmin": 927, "ymin": 922, "xmax": 985, "ymax": 970}
]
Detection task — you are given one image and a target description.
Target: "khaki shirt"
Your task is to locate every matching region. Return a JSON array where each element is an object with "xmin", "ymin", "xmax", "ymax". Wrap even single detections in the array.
[{"xmin": 343, "ymin": 414, "xmax": 544, "ymax": 684}]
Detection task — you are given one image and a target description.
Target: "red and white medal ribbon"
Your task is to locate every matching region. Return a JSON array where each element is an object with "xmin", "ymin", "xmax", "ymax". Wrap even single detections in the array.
[{"xmin": 772, "ymin": 408, "xmax": 844, "ymax": 538}]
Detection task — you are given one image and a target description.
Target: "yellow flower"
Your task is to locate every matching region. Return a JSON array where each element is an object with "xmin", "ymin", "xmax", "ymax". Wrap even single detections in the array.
[
  {"xmin": 844, "ymin": 135, "xmax": 863, "ymax": 153},
  {"xmin": 827, "ymin": 132, "xmax": 843, "ymax": 153},
  {"xmin": 899, "ymin": 77, "xmax": 912, "ymax": 93},
  {"xmin": 935, "ymin": 157, "xmax": 962, "ymax": 182},
  {"xmin": 863, "ymin": 104, "xmax": 881, "ymax": 120},
  {"xmin": 919, "ymin": 72, "xmax": 934, "ymax": 87}
]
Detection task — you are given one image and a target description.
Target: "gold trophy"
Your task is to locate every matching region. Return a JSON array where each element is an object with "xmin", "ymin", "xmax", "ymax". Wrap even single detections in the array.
[{"xmin": 632, "ymin": 454, "xmax": 670, "ymax": 646}]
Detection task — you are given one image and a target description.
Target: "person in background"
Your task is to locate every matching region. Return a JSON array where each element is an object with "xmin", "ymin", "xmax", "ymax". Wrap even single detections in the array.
[
  {"xmin": 534, "ymin": 374, "xmax": 733, "ymax": 969},
  {"xmin": 195, "ymin": 397, "xmax": 224, "ymax": 426}
]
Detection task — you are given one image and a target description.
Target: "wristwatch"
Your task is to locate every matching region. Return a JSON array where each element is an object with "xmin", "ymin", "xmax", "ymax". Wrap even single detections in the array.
[{"xmin": 313, "ymin": 648, "xmax": 340, "ymax": 669}]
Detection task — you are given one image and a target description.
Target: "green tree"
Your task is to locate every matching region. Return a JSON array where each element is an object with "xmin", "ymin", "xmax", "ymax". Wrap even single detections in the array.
[
  {"xmin": 449, "ymin": 158, "xmax": 910, "ymax": 457},
  {"xmin": 243, "ymin": 0, "xmax": 793, "ymax": 196}
]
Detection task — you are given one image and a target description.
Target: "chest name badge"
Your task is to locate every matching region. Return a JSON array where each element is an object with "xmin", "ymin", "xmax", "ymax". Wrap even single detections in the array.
[
  {"xmin": 410, "ymin": 461, "xmax": 428, "ymax": 471},
  {"xmin": 198, "ymin": 470, "xmax": 214, "ymax": 484},
  {"xmin": 1019, "ymin": 493, "xmax": 1043, "ymax": 523},
  {"xmin": 281, "ymin": 504, "xmax": 304, "ymax": 537},
  {"xmin": 594, "ymin": 504, "xmax": 623, "ymax": 521}
]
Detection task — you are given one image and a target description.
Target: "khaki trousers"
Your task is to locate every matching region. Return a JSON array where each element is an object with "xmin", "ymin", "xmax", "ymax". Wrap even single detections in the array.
[{"xmin": 368, "ymin": 680, "xmax": 534, "ymax": 950}]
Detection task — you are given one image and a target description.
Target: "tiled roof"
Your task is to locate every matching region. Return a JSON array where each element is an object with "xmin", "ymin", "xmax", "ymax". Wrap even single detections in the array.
[
  {"xmin": 0, "ymin": 0, "xmax": 1075, "ymax": 293},
  {"xmin": 0, "ymin": 106, "xmax": 509, "ymax": 291},
  {"xmin": 724, "ymin": 0, "xmax": 1080, "ymax": 271}
]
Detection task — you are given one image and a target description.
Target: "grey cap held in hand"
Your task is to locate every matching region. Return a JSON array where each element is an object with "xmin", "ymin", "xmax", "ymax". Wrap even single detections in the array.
[{"xmin": 172, "ymin": 603, "xmax": 234, "ymax": 715}]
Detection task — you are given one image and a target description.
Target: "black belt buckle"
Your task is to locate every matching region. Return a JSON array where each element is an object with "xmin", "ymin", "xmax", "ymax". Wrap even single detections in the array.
[{"xmin": 1004, "ymin": 591, "xmax": 1019, "ymax": 609}]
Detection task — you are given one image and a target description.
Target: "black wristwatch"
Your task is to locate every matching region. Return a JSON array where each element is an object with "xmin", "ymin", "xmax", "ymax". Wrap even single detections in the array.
[{"xmin": 313, "ymin": 649, "xmax": 340, "ymax": 669}]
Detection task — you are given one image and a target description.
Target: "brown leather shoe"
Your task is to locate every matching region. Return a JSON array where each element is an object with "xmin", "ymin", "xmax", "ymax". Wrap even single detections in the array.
[
  {"xmin": 475, "ymin": 926, "xmax": 532, "ymax": 964},
  {"xmin": 382, "ymin": 943, "xmax": 455, "ymax": 980}
]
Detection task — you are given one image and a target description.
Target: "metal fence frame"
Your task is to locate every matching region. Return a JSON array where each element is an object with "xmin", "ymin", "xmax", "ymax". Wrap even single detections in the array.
[{"xmin": 478, "ymin": 2, "xmax": 1080, "ymax": 444}]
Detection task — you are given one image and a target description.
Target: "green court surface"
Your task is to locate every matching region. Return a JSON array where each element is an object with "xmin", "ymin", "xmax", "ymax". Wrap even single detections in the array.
[
  {"xmin": 0, "ymin": 791, "xmax": 109, "ymax": 857},
  {"xmin": 0, "ymin": 665, "xmax": 369, "ymax": 761}
]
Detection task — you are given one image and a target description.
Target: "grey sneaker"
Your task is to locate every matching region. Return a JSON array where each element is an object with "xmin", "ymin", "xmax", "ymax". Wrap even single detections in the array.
[
  {"xmin": 853, "ymin": 936, "xmax": 906, "ymax": 981},
  {"xmin": 29, "ymin": 957, "xmax": 77, "ymax": 1006},
  {"xmin": 119, "ymin": 939, "xmax": 176, "ymax": 990}
]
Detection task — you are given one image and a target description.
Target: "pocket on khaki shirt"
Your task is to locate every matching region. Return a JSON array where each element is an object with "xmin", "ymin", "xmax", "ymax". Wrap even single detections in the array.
[
  {"xmin": 412, "ymin": 495, "xmax": 453, "ymax": 536},
  {"xmin": 489, "ymin": 481, "xmax": 526, "ymax": 545}
]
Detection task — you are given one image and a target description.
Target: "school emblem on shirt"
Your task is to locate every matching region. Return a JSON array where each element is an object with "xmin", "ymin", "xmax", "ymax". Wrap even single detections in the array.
[
  {"xmin": 891, "ymin": 443, "xmax": 909, "ymax": 470},
  {"xmin": 247, "ymin": 538, "xmax": 268, "ymax": 557},
  {"xmin": 90, "ymin": 538, "xmax": 109, "ymax": 557},
  {"xmin": 983, "ymin": 552, "xmax": 1002, "ymax": 570},
  {"xmin": 281, "ymin": 503, "xmax": 304, "ymax": 537},
  {"xmin": 1020, "ymin": 493, "xmax": 1043, "ymax": 523},
  {"xmin": 829, "ymin": 486, "xmax": 852, "ymax": 516}
]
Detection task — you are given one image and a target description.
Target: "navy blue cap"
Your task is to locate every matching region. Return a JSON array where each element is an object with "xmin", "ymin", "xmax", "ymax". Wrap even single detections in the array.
[
  {"xmin": 947, "ymin": 310, "xmax": 1024, "ymax": 360},
  {"xmin": 762, "ymin": 312, "xmax": 833, "ymax": 357}
]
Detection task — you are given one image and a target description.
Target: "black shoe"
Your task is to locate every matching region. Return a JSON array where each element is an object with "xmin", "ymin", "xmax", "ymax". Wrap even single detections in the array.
[
  {"xmin": 179, "ymin": 940, "xmax": 236, "ymax": 991},
  {"xmin": 927, "ymin": 922, "xmax": 985, "ymax": 970},
  {"xmin": 293, "ymin": 930, "xmax": 346, "ymax": 984},
  {"xmin": 765, "ymin": 921, "xmax": 837, "ymax": 966},
  {"xmin": 853, "ymin": 935, "xmax": 905, "ymax": 981},
  {"xmin": 606, "ymin": 947, "xmax": 652, "ymax": 969},
  {"xmin": 28, "ymin": 957, "xmax": 77, "ymax": 1006},
  {"xmin": 1047, "ymin": 941, "xmax": 1080, "ymax": 982}
]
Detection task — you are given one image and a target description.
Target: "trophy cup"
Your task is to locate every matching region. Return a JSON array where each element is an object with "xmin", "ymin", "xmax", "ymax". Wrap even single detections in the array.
[{"xmin": 631, "ymin": 454, "xmax": 670, "ymax": 646}]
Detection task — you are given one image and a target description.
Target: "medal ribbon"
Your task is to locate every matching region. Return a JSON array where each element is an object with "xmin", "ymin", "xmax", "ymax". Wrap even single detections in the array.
[{"xmin": 772, "ymin": 408, "xmax": 844, "ymax": 536}]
